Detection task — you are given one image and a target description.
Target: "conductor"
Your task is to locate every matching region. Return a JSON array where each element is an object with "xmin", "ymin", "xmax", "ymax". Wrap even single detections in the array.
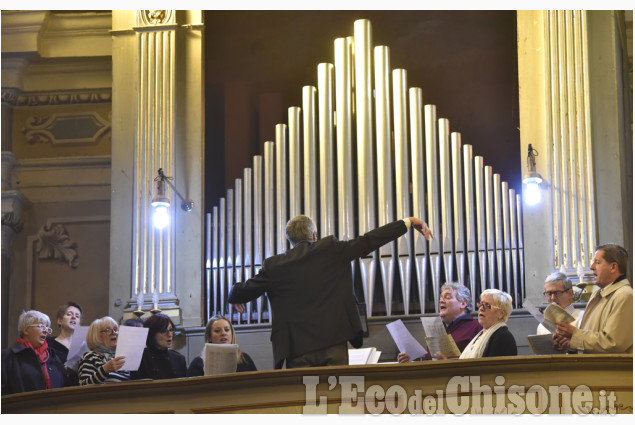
[{"xmin": 228, "ymin": 215, "xmax": 432, "ymax": 369}]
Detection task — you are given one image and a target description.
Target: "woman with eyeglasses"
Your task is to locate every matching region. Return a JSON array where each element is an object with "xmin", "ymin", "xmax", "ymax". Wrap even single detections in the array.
[
  {"xmin": 1, "ymin": 310, "xmax": 69, "ymax": 395},
  {"xmin": 78, "ymin": 316, "xmax": 130, "ymax": 385},
  {"xmin": 186, "ymin": 315, "xmax": 257, "ymax": 377},
  {"xmin": 459, "ymin": 289, "xmax": 517, "ymax": 358},
  {"xmin": 47, "ymin": 301, "xmax": 83, "ymax": 364},
  {"xmin": 437, "ymin": 289, "xmax": 517, "ymax": 359},
  {"xmin": 132, "ymin": 313, "xmax": 187, "ymax": 380}
]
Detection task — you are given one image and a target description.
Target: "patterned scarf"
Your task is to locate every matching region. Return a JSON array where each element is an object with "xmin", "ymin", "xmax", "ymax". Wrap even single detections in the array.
[{"xmin": 17, "ymin": 337, "xmax": 52, "ymax": 389}]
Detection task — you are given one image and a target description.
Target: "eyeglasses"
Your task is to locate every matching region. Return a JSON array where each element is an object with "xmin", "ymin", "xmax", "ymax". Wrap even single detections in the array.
[
  {"xmin": 160, "ymin": 328, "xmax": 176, "ymax": 335},
  {"xmin": 543, "ymin": 290, "xmax": 565, "ymax": 297},
  {"xmin": 100, "ymin": 328, "xmax": 119, "ymax": 335},
  {"xmin": 28, "ymin": 324, "xmax": 52, "ymax": 334},
  {"xmin": 440, "ymin": 293, "xmax": 457, "ymax": 301},
  {"xmin": 476, "ymin": 302, "xmax": 501, "ymax": 311}
]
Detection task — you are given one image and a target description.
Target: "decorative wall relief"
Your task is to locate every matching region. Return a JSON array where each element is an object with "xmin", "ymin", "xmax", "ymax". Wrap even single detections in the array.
[
  {"xmin": 22, "ymin": 112, "xmax": 110, "ymax": 145},
  {"xmin": 1, "ymin": 89, "xmax": 112, "ymax": 107},
  {"xmin": 138, "ymin": 10, "xmax": 175, "ymax": 27},
  {"xmin": 35, "ymin": 223, "xmax": 79, "ymax": 268},
  {"xmin": 1, "ymin": 212, "xmax": 24, "ymax": 234}
]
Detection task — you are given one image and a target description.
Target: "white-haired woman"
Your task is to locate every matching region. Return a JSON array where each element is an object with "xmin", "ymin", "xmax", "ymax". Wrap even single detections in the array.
[
  {"xmin": 78, "ymin": 316, "xmax": 130, "ymax": 385},
  {"xmin": 437, "ymin": 289, "xmax": 517, "ymax": 359},
  {"xmin": 1, "ymin": 310, "xmax": 68, "ymax": 395}
]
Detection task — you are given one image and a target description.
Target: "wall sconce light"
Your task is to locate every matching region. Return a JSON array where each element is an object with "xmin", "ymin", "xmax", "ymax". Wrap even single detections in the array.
[
  {"xmin": 151, "ymin": 168, "xmax": 194, "ymax": 229},
  {"xmin": 522, "ymin": 144, "xmax": 544, "ymax": 206}
]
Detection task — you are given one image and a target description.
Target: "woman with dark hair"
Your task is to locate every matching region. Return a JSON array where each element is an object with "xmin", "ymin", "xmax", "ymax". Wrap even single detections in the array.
[
  {"xmin": 186, "ymin": 315, "xmax": 257, "ymax": 377},
  {"xmin": 2, "ymin": 310, "xmax": 68, "ymax": 395},
  {"xmin": 132, "ymin": 314, "xmax": 187, "ymax": 380},
  {"xmin": 47, "ymin": 301, "xmax": 83, "ymax": 364}
]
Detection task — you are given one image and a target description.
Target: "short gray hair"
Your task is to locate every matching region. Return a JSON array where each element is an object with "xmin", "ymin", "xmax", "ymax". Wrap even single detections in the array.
[
  {"xmin": 441, "ymin": 282, "xmax": 473, "ymax": 312},
  {"xmin": 544, "ymin": 272, "xmax": 573, "ymax": 291},
  {"xmin": 480, "ymin": 289, "xmax": 513, "ymax": 322},
  {"xmin": 18, "ymin": 310, "xmax": 50, "ymax": 338},
  {"xmin": 285, "ymin": 215, "xmax": 316, "ymax": 246}
]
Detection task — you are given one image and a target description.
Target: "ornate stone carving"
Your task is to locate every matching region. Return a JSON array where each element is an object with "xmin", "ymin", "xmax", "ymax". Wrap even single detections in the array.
[
  {"xmin": 35, "ymin": 223, "xmax": 79, "ymax": 268},
  {"xmin": 1, "ymin": 212, "xmax": 23, "ymax": 233},
  {"xmin": 138, "ymin": 10, "xmax": 174, "ymax": 27},
  {"xmin": 22, "ymin": 112, "xmax": 111, "ymax": 145},
  {"xmin": 1, "ymin": 88, "xmax": 112, "ymax": 107}
]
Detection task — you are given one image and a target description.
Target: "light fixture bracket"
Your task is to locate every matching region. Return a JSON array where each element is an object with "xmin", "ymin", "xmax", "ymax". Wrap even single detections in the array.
[{"xmin": 152, "ymin": 168, "xmax": 194, "ymax": 212}]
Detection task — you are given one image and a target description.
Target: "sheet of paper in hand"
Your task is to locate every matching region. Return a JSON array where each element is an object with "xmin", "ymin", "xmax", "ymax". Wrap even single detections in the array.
[
  {"xmin": 543, "ymin": 303, "xmax": 576, "ymax": 324},
  {"xmin": 425, "ymin": 334, "xmax": 461, "ymax": 358},
  {"xmin": 527, "ymin": 334, "xmax": 567, "ymax": 355},
  {"xmin": 203, "ymin": 343, "xmax": 239, "ymax": 375},
  {"xmin": 386, "ymin": 319, "xmax": 428, "ymax": 361},
  {"xmin": 523, "ymin": 298, "xmax": 556, "ymax": 333},
  {"xmin": 114, "ymin": 326, "xmax": 149, "ymax": 371},
  {"xmin": 420, "ymin": 317, "xmax": 447, "ymax": 337}
]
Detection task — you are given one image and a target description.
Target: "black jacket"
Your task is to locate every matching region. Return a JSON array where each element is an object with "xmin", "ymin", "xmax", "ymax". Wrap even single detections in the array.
[
  {"xmin": 482, "ymin": 326, "xmax": 518, "ymax": 357},
  {"xmin": 1, "ymin": 343, "xmax": 68, "ymax": 395},
  {"xmin": 131, "ymin": 347, "xmax": 187, "ymax": 380},
  {"xmin": 229, "ymin": 220, "xmax": 408, "ymax": 368}
]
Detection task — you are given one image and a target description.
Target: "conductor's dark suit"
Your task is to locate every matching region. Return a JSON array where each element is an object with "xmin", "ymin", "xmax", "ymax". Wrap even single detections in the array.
[{"xmin": 228, "ymin": 219, "xmax": 409, "ymax": 369}]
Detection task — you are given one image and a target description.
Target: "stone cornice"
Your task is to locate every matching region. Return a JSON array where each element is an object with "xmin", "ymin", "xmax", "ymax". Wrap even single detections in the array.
[
  {"xmin": 2, "ymin": 10, "xmax": 112, "ymax": 57},
  {"xmin": 1, "ymin": 88, "xmax": 112, "ymax": 107},
  {"xmin": 0, "ymin": 11, "xmax": 48, "ymax": 54}
]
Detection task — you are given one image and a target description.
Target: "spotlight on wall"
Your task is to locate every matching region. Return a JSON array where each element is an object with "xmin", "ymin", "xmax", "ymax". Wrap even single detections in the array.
[
  {"xmin": 522, "ymin": 144, "xmax": 544, "ymax": 206},
  {"xmin": 151, "ymin": 168, "xmax": 194, "ymax": 229}
]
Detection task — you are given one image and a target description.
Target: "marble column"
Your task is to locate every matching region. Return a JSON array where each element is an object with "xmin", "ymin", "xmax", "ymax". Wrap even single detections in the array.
[
  {"xmin": 517, "ymin": 11, "xmax": 632, "ymax": 298},
  {"xmin": 111, "ymin": 11, "xmax": 205, "ymax": 326}
]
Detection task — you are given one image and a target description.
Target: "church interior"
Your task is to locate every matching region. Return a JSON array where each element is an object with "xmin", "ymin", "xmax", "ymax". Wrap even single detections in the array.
[{"xmin": 1, "ymin": 9, "xmax": 632, "ymax": 414}]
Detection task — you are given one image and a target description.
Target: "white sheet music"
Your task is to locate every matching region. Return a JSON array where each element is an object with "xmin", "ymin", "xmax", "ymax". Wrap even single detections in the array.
[
  {"xmin": 64, "ymin": 325, "xmax": 89, "ymax": 371},
  {"xmin": 386, "ymin": 319, "xmax": 428, "ymax": 360},
  {"xmin": 203, "ymin": 343, "xmax": 239, "ymax": 375},
  {"xmin": 544, "ymin": 303, "xmax": 576, "ymax": 324},
  {"xmin": 420, "ymin": 316, "xmax": 447, "ymax": 337},
  {"xmin": 523, "ymin": 299, "xmax": 547, "ymax": 324},
  {"xmin": 348, "ymin": 347, "xmax": 375, "ymax": 365},
  {"xmin": 114, "ymin": 326, "xmax": 149, "ymax": 371}
]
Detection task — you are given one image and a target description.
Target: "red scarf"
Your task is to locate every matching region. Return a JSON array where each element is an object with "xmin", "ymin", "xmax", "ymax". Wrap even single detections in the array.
[{"xmin": 17, "ymin": 337, "xmax": 52, "ymax": 390}]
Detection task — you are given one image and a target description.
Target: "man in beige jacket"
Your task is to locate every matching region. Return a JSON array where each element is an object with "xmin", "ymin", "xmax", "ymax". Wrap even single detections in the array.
[{"xmin": 554, "ymin": 244, "xmax": 632, "ymax": 353}]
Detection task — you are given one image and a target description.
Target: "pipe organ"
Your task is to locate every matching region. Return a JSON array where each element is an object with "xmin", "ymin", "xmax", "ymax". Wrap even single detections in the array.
[{"xmin": 206, "ymin": 19, "xmax": 525, "ymax": 324}]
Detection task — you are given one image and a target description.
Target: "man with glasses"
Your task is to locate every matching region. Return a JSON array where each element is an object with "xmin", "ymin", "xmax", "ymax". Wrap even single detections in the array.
[
  {"xmin": 554, "ymin": 244, "xmax": 633, "ymax": 354},
  {"xmin": 398, "ymin": 282, "xmax": 482, "ymax": 362},
  {"xmin": 537, "ymin": 272, "xmax": 584, "ymax": 335}
]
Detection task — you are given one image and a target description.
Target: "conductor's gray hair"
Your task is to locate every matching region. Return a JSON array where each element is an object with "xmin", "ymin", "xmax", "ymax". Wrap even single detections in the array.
[{"xmin": 285, "ymin": 215, "xmax": 317, "ymax": 246}]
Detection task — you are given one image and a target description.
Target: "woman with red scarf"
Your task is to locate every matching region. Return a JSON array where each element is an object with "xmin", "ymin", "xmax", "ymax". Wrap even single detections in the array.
[{"xmin": 1, "ymin": 310, "xmax": 68, "ymax": 395}]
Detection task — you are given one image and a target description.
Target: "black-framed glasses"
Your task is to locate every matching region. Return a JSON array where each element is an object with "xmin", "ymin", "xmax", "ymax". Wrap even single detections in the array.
[
  {"xmin": 543, "ymin": 290, "xmax": 565, "ymax": 297},
  {"xmin": 100, "ymin": 328, "xmax": 119, "ymax": 335},
  {"xmin": 160, "ymin": 328, "xmax": 176, "ymax": 335},
  {"xmin": 28, "ymin": 324, "xmax": 52, "ymax": 334},
  {"xmin": 476, "ymin": 302, "xmax": 500, "ymax": 311}
]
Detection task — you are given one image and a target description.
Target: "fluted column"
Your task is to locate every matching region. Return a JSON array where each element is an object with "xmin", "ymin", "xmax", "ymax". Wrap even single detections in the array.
[
  {"xmin": 111, "ymin": 11, "xmax": 204, "ymax": 326},
  {"xmin": 517, "ymin": 10, "xmax": 632, "ymax": 297}
]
